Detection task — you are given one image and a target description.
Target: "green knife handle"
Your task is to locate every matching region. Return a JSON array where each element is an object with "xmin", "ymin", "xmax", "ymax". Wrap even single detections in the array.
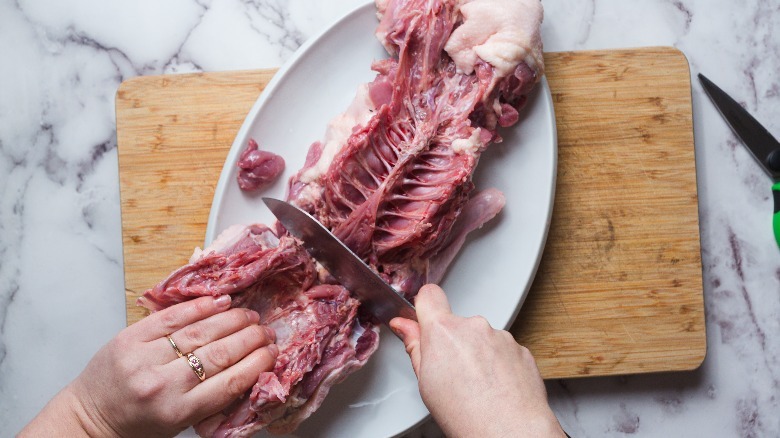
[{"xmin": 774, "ymin": 182, "xmax": 780, "ymax": 247}]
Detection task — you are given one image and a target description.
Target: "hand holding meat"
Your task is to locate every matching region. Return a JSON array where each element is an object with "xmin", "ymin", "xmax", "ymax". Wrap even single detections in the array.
[
  {"xmin": 391, "ymin": 285, "xmax": 565, "ymax": 438},
  {"xmin": 20, "ymin": 295, "xmax": 278, "ymax": 438}
]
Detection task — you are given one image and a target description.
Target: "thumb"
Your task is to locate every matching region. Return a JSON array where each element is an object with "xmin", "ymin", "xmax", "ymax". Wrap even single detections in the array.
[
  {"xmin": 414, "ymin": 284, "xmax": 452, "ymax": 328},
  {"xmin": 195, "ymin": 413, "xmax": 226, "ymax": 437},
  {"xmin": 389, "ymin": 317, "xmax": 422, "ymax": 377},
  {"xmin": 388, "ymin": 284, "xmax": 451, "ymax": 377}
]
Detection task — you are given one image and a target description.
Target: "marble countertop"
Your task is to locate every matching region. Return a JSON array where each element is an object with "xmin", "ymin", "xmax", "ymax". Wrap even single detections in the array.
[{"xmin": 2, "ymin": 0, "xmax": 778, "ymax": 436}]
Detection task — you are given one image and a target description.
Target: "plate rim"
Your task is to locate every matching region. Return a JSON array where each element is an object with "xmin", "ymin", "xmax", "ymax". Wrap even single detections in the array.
[{"xmin": 500, "ymin": 75, "xmax": 558, "ymax": 330}]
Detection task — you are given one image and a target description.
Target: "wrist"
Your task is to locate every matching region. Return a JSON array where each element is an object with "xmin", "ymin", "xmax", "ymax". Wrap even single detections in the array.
[
  {"xmin": 523, "ymin": 408, "xmax": 566, "ymax": 437},
  {"xmin": 485, "ymin": 407, "xmax": 565, "ymax": 438},
  {"xmin": 434, "ymin": 407, "xmax": 564, "ymax": 438},
  {"xmin": 66, "ymin": 379, "xmax": 125, "ymax": 437},
  {"xmin": 20, "ymin": 384, "xmax": 93, "ymax": 437}
]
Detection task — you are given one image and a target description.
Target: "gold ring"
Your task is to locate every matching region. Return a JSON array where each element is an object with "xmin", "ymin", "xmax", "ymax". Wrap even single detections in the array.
[
  {"xmin": 185, "ymin": 353, "xmax": 206, "ymax": 382},
  {"xmin": 166, "ymin": 335, "xmax": 184, "ymax": 358}
]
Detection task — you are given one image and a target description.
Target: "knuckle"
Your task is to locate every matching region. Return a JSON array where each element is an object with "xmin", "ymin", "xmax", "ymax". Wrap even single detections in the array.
[
  {"xmin": 192, "ymin": 297, "xmax": 211, "ymax": 315},
  {"xmin": 498, "ymin": 329, "xmax": 516, "ymax": 343},
  {"xmin": 224, "ymin": 373, "xmax": 250, "ymax": 399},
  {"xmin": 468, "ymin": 315, "xmax": 492, "ymax": 332},
  {"xmin": 405, "ymin": 340, "xmax": 418, "ymax": 357},
  {"xmin": 182, "ymin": 325, "xmax": 207, "ymax": 347},
  {"xmin": 128, "ymin": 371, "xmax": 164, "ymax": 402},
  {"xmin": 158, "ymin": 310, "xmax": 180, "ymax": 332},
  {"xmin": 517, "ymin": 344, "xmax": 531, "ymax": 356},
  {"xmin": 208, "ymin": 343, "xmax": 232, "ymax": 369}
]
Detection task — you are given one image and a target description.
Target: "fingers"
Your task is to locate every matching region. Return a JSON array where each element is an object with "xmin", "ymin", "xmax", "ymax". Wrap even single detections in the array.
[
  {"xmin": 184, "ymin": 344, "xmax": 279, "ymax": 423},
  {"xmin": 171, "ymin": 324, "xmax": 276, "ymax": 386},
  {"xmin": 133, "ymin": 295, "xmax": 234, "ymax": 341},
  {"xmin": 164, "ymin": 307, "xmax": 262, "ymax": 359},
  {"xmin": 414, "ymin": 284, "xmax": 451, "ymax": 327},
  {"xmin": 391, "ymin": 284, "xmax": 451, "ymax": 377},
  {"xmin": 390, "ymin": 317, "xmax": 422, "ymax": 377}
]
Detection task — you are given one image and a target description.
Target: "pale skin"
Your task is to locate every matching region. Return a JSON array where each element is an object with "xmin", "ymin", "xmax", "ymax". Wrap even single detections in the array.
[
  {"xmin": 390, "ymin": 284, "xmax": 566, "ymax": 438},
  {"xmin": 20, "ymin": 295, "xmax": 278, "ymax": 438},
  {"xmin": 22, "ymin": 285, "xmax": 563, "ymax": 437}
]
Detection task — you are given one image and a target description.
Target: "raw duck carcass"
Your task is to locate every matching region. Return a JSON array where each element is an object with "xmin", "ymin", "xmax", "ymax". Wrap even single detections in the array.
[{"xmin": 138, "ymin": 0, "xmax": 544, "ymax": 436}]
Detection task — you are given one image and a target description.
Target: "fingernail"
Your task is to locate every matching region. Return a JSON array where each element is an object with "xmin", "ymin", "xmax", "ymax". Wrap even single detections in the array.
[
  {"xmin": 214, "ymin": 294, "xmax": 231, "ymax": 308},
  {"xmin": 264, "ymin": 326, "xmax": 276, "ymax": 341},
  {"xmin": 245, "ymin": 309, "xmax": 260, "ymax": 323},
  {"xmin": 388, "ymin": 318, "xmax": 404, "ymax": 340},
  {"xmin": 267, "ymin": 344, "xmax": 279, "ymax": 356}
]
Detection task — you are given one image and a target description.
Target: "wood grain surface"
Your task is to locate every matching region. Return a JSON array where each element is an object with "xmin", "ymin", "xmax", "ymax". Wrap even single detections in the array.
[{"xmin": 116, "ymin": 47, "xmax": 705, "ymax": 379}]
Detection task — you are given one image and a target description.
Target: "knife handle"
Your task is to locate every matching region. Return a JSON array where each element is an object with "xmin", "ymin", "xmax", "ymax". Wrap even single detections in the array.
[{"xmin": 774, "ymin": 182, "xmax": 780, "ymax": 248}]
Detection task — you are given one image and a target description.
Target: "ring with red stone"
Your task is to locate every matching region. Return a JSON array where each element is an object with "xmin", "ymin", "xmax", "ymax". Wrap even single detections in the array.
[{"xmin": 185, "ymin": 352, "xmax": 206, "ymax": 382}]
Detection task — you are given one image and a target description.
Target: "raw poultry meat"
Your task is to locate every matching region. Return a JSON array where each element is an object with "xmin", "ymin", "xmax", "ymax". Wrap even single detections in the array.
[
  {"xmin": 236, "ymin": 139, "xmax": 285, "ymax": 192},
  {"xmin": 288, "ymin": 0, "xmax": 543, "ymax": 298},
  {"xmin": 139, "ymin": 0, "xmax": 543, "ymax": 435}
]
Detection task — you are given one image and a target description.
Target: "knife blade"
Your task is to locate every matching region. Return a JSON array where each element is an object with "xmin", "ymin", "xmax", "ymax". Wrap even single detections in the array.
[
  {"xmin": 698, "ymin": 73, "xmax": 780, "ymax": 248},
  {"xmin": 263, "ymin": 197, "xmax": 417, "ymax": 330},
  {"xmin": 698, "ymin": 73, "xmax": 780, "ymax": 180}
]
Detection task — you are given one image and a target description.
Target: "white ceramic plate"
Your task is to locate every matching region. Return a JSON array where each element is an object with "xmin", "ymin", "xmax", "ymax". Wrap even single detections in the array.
[{"xmin": 205, "ymin": 2, "xmax": 557, "ymax": 437}]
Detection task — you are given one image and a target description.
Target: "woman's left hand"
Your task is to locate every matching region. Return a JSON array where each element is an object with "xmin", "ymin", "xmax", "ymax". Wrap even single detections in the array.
[{"xmin": 21, "ymin": 294, "xmax": 277, "ymax": 438}]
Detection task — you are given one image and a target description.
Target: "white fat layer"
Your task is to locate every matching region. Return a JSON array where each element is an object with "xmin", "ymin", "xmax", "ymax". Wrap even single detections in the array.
[
  {"xmin": 444, "ymin": 0, "xmax": 544, "ymax": 77},
  {"xmin": 298, "ymin": 84, "xmax": 377, "ymax": 184},
  {"xmin": 375, "ymin": 0, "xmax": 389, "ymax": 18},
  {"xmin": 268, "ymin": 318, "xmax": 294, "ymax": 346},
  {"xmin": 451, "ymin": 127, "xmax": 483, "ymax": 154},
  {"xmin": 190, "ymin": 224, "xmax": 248, "ymax": 262}
]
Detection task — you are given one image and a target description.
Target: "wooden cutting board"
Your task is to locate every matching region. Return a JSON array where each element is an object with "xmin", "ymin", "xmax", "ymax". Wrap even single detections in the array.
[{"xmin": 116, "ymin": 47, "xmax": 705, "ymax": 379}]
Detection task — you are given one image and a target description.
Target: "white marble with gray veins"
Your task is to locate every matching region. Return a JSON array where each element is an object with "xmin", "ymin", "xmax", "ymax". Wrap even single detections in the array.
[{"xmin": 1, "ymin": 0, "xmax": 779, "ymax": 436}]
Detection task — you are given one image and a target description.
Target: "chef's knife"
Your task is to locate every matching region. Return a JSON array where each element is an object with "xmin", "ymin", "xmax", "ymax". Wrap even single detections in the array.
[
  {"xmin": 698, "ymin": 73, "xmax": 780, "ymax": 247},
  {"xmin": 262, "ymin": 198, "xmax": 418, "ymax": 330}
]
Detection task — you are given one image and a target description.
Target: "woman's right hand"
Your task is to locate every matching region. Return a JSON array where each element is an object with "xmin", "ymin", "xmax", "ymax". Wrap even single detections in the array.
[{"xmin": 390, "ymin": 284, "xmax": 565, "ymax": 438}]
